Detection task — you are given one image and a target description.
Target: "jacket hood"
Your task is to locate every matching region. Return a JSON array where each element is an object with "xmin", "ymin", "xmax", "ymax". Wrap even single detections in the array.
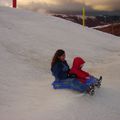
[{"xmin": 72, "ymin": 57, "xmax": 85, "ymax": 69}]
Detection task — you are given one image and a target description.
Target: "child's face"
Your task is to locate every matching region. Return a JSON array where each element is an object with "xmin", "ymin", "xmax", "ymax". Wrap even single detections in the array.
[
  {"xmin": 79, "ymin": 64, "xmax": 84, "ymax": 69},
  {"xmin": 59, "ymin": 53, "xmax": 66, "ymax": 61}
]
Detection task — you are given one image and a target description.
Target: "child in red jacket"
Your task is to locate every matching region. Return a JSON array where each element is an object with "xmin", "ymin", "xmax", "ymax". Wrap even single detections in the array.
[{"xmin": 69, "ymin": 57, "xmax": 102, "ymax": 87}]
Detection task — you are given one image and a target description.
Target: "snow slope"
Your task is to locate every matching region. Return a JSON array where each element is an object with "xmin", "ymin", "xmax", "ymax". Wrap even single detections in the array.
[{"xmin": 0, "ymin": 7, "xmax": 120, "ymax": 120}]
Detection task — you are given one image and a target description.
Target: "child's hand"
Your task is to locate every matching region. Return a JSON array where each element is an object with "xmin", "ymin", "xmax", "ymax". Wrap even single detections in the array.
[{"xmin": 86, "ymin": 76, "xmax": 90, "ymax": 80}]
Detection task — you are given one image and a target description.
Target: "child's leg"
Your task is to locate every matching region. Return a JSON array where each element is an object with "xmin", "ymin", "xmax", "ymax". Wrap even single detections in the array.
[
  {"xmin": 85, "ymin": 76, "xmax": 98, "ymax": 86},
  {"xmin": 88, "ymin": 75, "xmax": 102, "ymax": 88}
]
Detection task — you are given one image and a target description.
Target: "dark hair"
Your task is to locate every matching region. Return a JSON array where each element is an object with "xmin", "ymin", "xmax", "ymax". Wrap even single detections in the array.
[{"xmin": 51, "ymin": 49, "xmax": 65, "ymax": 69}]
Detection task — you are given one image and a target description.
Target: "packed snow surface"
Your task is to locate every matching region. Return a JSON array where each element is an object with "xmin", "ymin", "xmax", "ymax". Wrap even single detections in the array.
[{"xmin": 0, "ymin": 7, "xmax": 120, "ymax": 120}]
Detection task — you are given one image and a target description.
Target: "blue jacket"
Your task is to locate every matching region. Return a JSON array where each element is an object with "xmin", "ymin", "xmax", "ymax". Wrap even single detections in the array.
[{"xmin": 51, "ymin": 60, "xmax": 70, "ymax": 80}]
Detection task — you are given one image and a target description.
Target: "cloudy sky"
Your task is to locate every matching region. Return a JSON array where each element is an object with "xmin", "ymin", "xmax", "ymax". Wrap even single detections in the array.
[{"xmin": 1, "ymin": 0, "xmax": 120, "ymax": 15}]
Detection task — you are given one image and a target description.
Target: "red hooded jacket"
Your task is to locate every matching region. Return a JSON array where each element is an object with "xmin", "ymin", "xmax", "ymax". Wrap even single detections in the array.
[{"xmin": 69, "ymin": 57, "xmax": 90, "ymax": 83}]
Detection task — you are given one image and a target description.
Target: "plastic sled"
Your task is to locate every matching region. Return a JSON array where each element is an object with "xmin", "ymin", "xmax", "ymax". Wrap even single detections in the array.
[{"xmin": 52, "ymin": 78, "xmax": 88, "ymax": 93}]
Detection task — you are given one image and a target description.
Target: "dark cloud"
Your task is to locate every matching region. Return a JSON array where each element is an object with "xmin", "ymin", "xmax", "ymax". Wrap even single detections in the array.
[
  {"xmin": 18, "ymin": 1, "xmax": 93, "ymax": 14},
  {"xmin": 18, "ymin": 0, "xmax": 120, "ymax": 15}
]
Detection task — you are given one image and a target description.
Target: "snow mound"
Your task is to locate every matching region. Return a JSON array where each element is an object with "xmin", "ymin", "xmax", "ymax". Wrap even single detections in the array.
[{"xmin": 0, "ymin": 7, "xmax": 120, "ymax": 120}]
